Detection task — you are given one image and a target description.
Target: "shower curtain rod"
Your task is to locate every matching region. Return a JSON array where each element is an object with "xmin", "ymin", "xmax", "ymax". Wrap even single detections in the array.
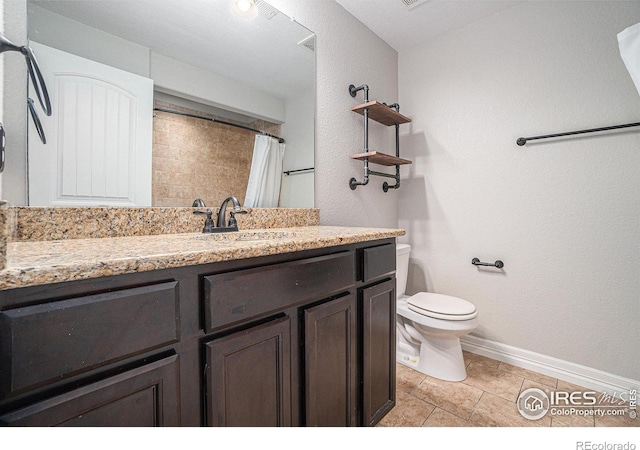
[{"xmin": 153, "ymin": 107, "xmax": 285, "ymax": 143}]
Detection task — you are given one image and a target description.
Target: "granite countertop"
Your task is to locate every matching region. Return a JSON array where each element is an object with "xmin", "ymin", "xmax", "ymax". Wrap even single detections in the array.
[{"xmin": 0, "ymin": 226, "xmax": 404, "ymax": 290}]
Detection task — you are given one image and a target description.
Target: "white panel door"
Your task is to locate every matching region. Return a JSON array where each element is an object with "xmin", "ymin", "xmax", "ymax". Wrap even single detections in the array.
[{"xmin": 28, "ymin": 42, "xmax": 153, "ymax": 206}]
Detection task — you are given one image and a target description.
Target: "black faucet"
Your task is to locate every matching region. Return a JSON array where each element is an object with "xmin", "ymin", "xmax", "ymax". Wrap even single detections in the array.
[
  {"xmin": 216, "ymin": 196, "xmax": 247, "ymax": 231},
  {"xmin": 193, "ymin": 196, "xmax": 247, "ymax": 233}
]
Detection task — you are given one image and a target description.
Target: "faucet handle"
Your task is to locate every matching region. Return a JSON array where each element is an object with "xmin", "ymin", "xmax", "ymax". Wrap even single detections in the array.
[
  {"xmin": 228, "ymin": 209, "xmax": 248, "ymax": 229},
  {"xmin": 193, "ymin": 209, "xmax": 215, "ymax": 233}
]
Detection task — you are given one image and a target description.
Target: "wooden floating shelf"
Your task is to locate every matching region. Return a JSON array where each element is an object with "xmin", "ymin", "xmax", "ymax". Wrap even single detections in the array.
[
  {"xmin": 351, "ymin": 101, "xmax": 412, "ymax": 126},
  {"xmin": 350, "ymin": 151, "xmax": 412, "ymax": 167}
]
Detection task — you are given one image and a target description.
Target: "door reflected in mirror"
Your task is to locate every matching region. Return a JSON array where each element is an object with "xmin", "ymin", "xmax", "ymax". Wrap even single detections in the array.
[{"xmin": 26, "ymin": 0, "xmax": 315, "ymax": 208}]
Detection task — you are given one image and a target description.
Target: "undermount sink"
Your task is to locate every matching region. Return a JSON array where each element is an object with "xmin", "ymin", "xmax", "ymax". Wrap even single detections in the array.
[{"xmin": 190, "ymin": 230, "xmax": 298, "ymax": 242}]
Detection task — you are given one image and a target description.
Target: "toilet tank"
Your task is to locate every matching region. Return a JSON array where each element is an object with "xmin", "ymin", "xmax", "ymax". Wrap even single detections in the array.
[{"xmin": 396, "ymin": 244, "xmax": 411, "ymax": 298}]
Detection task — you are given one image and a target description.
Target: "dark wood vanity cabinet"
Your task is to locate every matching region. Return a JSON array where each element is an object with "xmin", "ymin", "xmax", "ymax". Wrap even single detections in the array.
[
  {"xmin": 0, "ymin": 355, "xmax": 180, "ymax": 426},
  {"xmin": 361, "ymin": 278, "xmax": 396, "ymax": 426},
  {"xmin": 205, "ymin": 316, "xmax": 292, "ymax": 427},
  {"xmin": 0, "ymin": 238, "xmax": 397, "ymax": 427},
  {"xmin": 303, "ymin": 292, "xmax": 358, "ymax": 426}
]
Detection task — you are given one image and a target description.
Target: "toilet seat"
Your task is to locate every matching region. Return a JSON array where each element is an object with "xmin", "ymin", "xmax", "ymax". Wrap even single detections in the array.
[{"xmin": 407, "ymin": 292, "xmax": 477, "ymax": 321}]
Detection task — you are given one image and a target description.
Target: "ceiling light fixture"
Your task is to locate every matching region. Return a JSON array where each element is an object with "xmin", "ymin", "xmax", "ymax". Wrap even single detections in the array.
[{"xmin": 232, "ymin": 0, "xmax": 258, "ymax": 19}]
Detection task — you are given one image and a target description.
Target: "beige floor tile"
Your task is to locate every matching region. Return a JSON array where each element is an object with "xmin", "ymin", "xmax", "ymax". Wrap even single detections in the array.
[
  {"xmin": 422, "ymin": 408, "xmax": 471, "ymax": 427},
  {"xmin": 388, "ymin": 353, "xmax": 633, "ymax": 428},
  {"xmin": 551, "ymin": 418, "xmax": 570, "ymax": 427},
  {"xmin": 463, "ymin": 351, "xmax": 500, "ymax": 369},
  {"xmin": 396, "ymin": 363, "xmax": 427, "ymax": 394},
  {"xmin": 463, "ymin": 362, "xmax": 524, "ymax": 402},
  {"xmin": 412, "ymin": 375, "xmax": 484, "ymax": 420},
  {"xmin": 497, "ymin": 362, "xmax": 557, "ymax": 388},
  {"xmin": 556, "ymin": 379, "xmax": 592, "ymax": 393},
  {"xmin": 470, "ymin": 392, "xmax": 551, "ymax": 427},
  {"xmin": 520, "ymin": 378, "xmax": 546, "ymax": 394},
  {"xmin": 595, "ymin": 413, "xmax": 639, "ymax": 427},
  {"xmin": 377, "ymin": 390, "xmax": 435, "ymax": 427}
]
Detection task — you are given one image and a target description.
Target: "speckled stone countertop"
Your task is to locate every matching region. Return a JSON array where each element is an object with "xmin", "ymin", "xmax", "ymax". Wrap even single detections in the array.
[
  {"xmin": 0, "ymin": 226, "xmax": 405, "ymax": 290},
  {"xmin": 10, "ymin": 207, "xmax": 320, "ymax": 241}
]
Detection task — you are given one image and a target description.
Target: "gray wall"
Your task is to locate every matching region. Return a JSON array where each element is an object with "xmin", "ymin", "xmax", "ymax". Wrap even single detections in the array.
[
  {"xmin": 269, "ymin": 0, "xmax": 400, "ymax": 228},
  {"xmin": 398, "ymin": 1, "xmax": 640, "ymax": 380},
  {"xmin": 1, "ymin": 0, "xmax": 27, "ymax": 205}
]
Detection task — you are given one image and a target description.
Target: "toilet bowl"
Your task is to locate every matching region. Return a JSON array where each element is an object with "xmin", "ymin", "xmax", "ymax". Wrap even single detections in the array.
[{"xmin": 395, "ymin": 244, "xmax": 478, "ymax": 381}]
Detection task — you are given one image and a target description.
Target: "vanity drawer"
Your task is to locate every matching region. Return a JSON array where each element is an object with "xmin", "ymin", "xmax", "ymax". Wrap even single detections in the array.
[
  {"xmin": 361, "ymin": 243, "xmax": 396, "ymax": 283},
  {"xmin": 0, "ymin": 281, "xmax": 179, "ymax": 398},
  {"xmin": 203, "ymin": 251, "xmax": 355, "ymax": 332}
]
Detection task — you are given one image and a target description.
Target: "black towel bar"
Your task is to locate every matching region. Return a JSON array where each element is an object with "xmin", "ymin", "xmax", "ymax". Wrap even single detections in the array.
[
  {"xmin": 283, "ymin": 167, "xmax": 314, "ymax": 175},
  {"xmin": 517, "ymin": 121, "xmax": 640, "ymax": 146}
]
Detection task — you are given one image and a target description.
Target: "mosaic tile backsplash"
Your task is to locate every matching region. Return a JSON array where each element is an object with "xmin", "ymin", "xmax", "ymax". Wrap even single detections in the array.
[{"xmin": 152, "ymin": 100, "xmax": 282, "ymax": 207}]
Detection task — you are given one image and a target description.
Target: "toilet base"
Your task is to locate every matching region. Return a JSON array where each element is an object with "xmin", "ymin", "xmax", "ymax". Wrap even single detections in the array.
[
  {"xmin": 396, "ymin": 340, "xmax": 420, "ymax": 368},
  {"xmin": 396, "ymin": 335, "xmax": 468, "ymax": 382}
]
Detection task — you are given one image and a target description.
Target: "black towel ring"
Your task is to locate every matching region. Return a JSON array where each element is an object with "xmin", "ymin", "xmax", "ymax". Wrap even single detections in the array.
[
  {"xmin": 28, "ymin": 98, "xmax": 46, "ymax": 144},
  {"xmin": 0, "ymin": 32, "xmax": 52, "ymax": 116}
]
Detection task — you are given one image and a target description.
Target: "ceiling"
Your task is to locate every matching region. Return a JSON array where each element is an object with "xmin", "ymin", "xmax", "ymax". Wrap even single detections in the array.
[
  {"xmin": 29, "ymin": 0, "xmax": 315, "ymax": 99},
  {"xmin": 335, "ymin": 0, "xmax": 521, "ymax": 52}
]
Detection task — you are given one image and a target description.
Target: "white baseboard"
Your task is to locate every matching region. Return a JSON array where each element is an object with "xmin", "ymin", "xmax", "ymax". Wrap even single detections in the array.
[{"xmin": 461, "ymin": 335, "xmax": 640, "ymax": 398}]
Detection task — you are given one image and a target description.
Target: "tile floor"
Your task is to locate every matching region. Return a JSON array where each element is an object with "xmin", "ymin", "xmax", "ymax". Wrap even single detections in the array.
[{"xmin": 379, "ymin": 351, "xmax": 638, "ymax": 427}]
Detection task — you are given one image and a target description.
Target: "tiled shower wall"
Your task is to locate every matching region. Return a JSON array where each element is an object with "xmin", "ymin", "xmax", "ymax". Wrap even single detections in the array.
[{"xmin": 152, "ymin": 101, "xmax": 282, "ymax": 207}]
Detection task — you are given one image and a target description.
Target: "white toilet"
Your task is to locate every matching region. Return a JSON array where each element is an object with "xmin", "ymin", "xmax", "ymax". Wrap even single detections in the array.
[{"xmin": 396, "ymin": 243, "xmax": 478, "ymax": 381}]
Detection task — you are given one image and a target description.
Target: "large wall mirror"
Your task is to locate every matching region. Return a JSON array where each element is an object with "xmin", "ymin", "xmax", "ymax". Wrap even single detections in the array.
[{"xmin": 25, "ymin": 0, "xmax": 315, "ymax": 208}]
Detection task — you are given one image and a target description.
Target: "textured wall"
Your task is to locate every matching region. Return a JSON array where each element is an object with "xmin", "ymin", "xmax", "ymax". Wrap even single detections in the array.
[
  {"xmin": 398, "ymin": 1, "xmax": 640, "ymax": 380},
  {"xmin": 268, "ymin": 0, "xmax": 400, "ymax": 228},
  {"xmin": 1, "ymin": 0, "xmax": 27, "ymax": 205}
]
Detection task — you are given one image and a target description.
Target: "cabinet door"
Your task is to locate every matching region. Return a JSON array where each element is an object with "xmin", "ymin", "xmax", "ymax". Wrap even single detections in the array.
[
  {"xmin": 0, "ymin": 355, "xmax": 180, "ymax": 426},
  {"xmin": 304, "ymin": 293, "xmax": 357, "ymax": 426},
  {"xmin": 205, "ymin": 316, "xmax": 291, "ymax": 427},
  {"xmin": 361, "ymin": 278, "xmax": 396, "ymax": 426}
]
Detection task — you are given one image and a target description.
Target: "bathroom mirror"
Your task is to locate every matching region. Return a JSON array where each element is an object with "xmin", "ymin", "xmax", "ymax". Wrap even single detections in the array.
[{"xmin": 25, "ymin": 0, "xmax": 315, "ymax": 208}]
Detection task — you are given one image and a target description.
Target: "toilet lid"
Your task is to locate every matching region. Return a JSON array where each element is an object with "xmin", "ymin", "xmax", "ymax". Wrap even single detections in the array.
[{"xmin": 407, "ymin": 292, "xmax": 477, "ymax": 321}]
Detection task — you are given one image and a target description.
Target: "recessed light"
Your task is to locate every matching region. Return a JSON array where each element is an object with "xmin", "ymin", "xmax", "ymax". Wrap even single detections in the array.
[{"xmin": 231, "ymin": 0, "xmax": 258, "ymax": 19}]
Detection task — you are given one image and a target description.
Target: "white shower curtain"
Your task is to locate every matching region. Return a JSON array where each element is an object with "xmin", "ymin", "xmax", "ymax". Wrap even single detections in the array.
[
  {"xmin": 244, "ymin": 135, "xmax": 285, "ymax": 208},
  {"xmin": 618, "ymin": 22, "xmax": 640, "ymax": 97}
]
